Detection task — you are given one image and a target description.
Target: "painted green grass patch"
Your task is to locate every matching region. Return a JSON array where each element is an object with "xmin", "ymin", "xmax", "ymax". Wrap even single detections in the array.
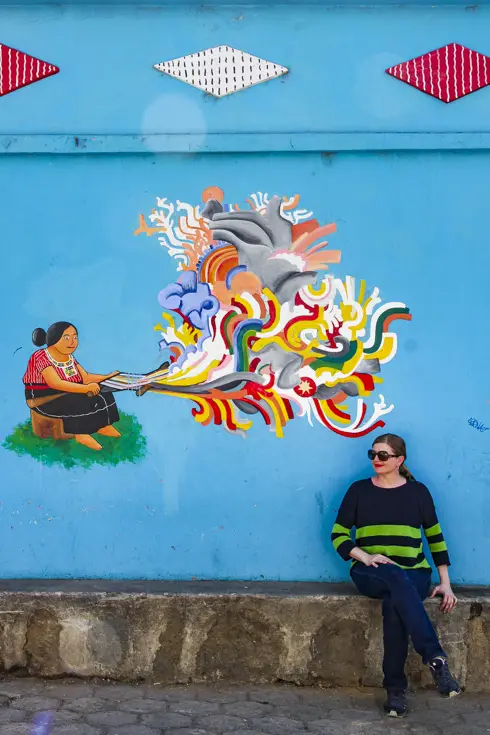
[{"xmin": 3, "ymin": 412, "xmax": 147, "ymax": 470}]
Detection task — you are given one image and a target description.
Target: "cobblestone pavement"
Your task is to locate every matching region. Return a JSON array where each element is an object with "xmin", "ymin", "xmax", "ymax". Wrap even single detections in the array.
[{"xmin": 0, "ymin": 678, "xmax": 487, "ymax": 735}]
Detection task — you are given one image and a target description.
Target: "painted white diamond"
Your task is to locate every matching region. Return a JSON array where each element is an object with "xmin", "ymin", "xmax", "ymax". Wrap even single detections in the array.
[{"xmin": 154, "ymin": 45, "xmax": 288, "ymax": 98}]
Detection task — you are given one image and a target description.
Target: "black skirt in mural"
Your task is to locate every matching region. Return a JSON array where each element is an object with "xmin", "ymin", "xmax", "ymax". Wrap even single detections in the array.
[{"xmin": 31, "ymin": 390, "xmax": 120, "ymax": 435}]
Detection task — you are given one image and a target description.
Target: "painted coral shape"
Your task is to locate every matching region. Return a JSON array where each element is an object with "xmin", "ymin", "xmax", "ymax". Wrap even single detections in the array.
[
  {"xmin": 154, "ymin": 45, "xmax": 288, "ymax": 98},
  {"xmin": 386, "ymin": 43, "xmax": 490, "ymax": 103},
  {"xmin": 0, "ymin": 43, "xmax": 59, "ymax": 97}
]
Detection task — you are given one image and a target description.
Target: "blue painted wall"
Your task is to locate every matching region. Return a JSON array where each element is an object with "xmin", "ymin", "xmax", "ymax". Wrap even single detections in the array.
[
  {"xmin": 0, "ymin": 4, "xmax": 489, "ymax": 583},
  {"xmin": 4, "ymin": 4, "xmax": 490, "ymax": 136}
]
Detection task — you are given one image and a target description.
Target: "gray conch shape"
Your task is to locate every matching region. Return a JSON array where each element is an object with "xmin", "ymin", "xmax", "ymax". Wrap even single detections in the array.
[{"xmin": 203, "ymin": 195, "xmax": 317, "ymax": 304}]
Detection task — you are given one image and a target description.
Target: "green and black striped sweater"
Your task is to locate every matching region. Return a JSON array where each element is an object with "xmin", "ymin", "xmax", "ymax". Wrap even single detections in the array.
[{"xmin": 331, "ymin": 479, "xmax": 450, "ymax": 569}]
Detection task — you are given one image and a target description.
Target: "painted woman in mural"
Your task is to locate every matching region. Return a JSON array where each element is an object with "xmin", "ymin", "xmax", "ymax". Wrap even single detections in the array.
[{"xmin": 23, "ymin": 322, "xmax": 121, "ymax": 451}]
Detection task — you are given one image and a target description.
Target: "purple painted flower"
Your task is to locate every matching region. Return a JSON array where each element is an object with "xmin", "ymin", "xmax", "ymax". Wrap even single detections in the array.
[{"xmin": 158, "ymin": 271, "xmax": 219, "ymax": 331}]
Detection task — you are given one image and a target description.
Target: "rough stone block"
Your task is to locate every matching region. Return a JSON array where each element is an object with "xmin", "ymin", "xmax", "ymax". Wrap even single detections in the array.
[
  {"xmin": 51, "ymin": 711, "xmax": 83, "ymax": 725},
  {"xmin": 196, "ymin": 714, "xmax": 248, "ymax": 731},
  {"xmin": 64, "ymin": 697, "xmax": 108, "ymax": 712},
  {"xmin": 275, "ymin": 704, "xmax": 333, "ymax": 721},
  {"xmin": 0, "ymin": 582, "xmax": 486, "ymax": 690},
  {"xmin": 45, "ymin": 683, "xmax": 95, "ymax": 699},
  {"xmin": 86, "ymin": 710, "xmax": 138, "ymax": 726},
  {"xmin": 309, "ymin": 722, "xmax": 357, "ymax": 734},
  {"xmin": 247, "ymin": 688, "xmax": 302, "ymax": 705},
  {"xmin": 222, "ymin": 701, "xmax": 273, "ymax": 717},
  {"xmin": 250, "ymin": 715, "xmax": 306, "ymax": 733},
  {"xmin": 92, "ymin": 683, "xmax": 146, "ymax": 700},
  {"xmin": 152, "ymin": 598, "xmax": 187, "ymax": 682},
  {"xmin": 0, "ymin": 679, "xmax": 46, "ymax": 697},
  {"xmin": 0, "ymin": 725, "xmax": 32, "ymax": 735},
  {"xmin": 309, "ymin": 614, "xmax": 368, "ymax": 686},
  {"xmin": 0, "ymin": 613, "xmax": 28, "ymax": 673},
  {"xmin": 59, "ymin": 614, "xmax": 123, "ymax": 678},
  {"xmin": 300, "ymin": 689, "xmax": 352, "ymax": 706},
  {"xmin": 196, "ymin": 684, "xmax": 247, "ymax": 704},
  {"xmin": 50, "ymin": 727, "xmax": 102, "ymax": 735},
  {"xmin": 195, "ymin": 599, "xmax": 286, "ymax": 683},
  {"xmin": 169, "ymin": 700, "xmax": 220, "ymax": 715},
  {"xmin": 10, "ymin": 696, "xmax": 59, "ymax": 710},
  {"xmin": 0, "ymin": 710, "xmax": 26, "ymax": 723},
  {"xmin": 142, "ymin": 712, "xmax": 192, "ymax": 728},
  {"xmin": 25, "ymin": 609, "xmax": 63, "ymax": 677},
  {"xmin": 466, "ymin": 601, "xmax": 490, "ymax": 692},
  {"xmin": 196, "ymin": 688, "xmax": 248, "ymax": 703},
  {"xmin": 118, "ymin": 698, "xmax": 168, "ymax": 713},
  {"xmin": 145, "ymin": 686, "xmax": 202, "ymax": 701}
]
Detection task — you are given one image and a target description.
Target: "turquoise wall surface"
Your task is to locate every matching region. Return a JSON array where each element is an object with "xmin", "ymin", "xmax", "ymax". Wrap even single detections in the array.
[{"xmin": 0, "ymin": 3, "xmax": 488, "ymax": 583}]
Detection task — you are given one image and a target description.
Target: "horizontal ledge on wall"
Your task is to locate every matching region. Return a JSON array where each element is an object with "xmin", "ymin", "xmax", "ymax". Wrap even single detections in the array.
[
  {"xmin": 4, "ymin": 1, "xmax": 490, "ymax": 5},
  {"xmin": 3, "ymin": 1, "xmax": 485, "ymax": 4},
  {"xmin": 1, "ymin": 132, "xmax": 490, "ymax": 154}
]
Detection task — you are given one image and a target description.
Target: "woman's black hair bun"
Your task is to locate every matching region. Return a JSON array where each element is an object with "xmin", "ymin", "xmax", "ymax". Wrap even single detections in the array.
[{"xmin": 32, "ymin": 328, "xmax": 47, "ymax": 347}]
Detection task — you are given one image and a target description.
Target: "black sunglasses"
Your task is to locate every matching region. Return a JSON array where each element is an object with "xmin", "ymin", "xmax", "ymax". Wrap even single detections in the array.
[{"xmin": 368, "ymin": 449, "xmax": 401, "ymax": 462}]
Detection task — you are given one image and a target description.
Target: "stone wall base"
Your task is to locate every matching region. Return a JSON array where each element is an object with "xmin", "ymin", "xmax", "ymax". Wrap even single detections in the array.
[{"xmin": 0, "ymin": 581, "xmax": 488, "ymax": 691}]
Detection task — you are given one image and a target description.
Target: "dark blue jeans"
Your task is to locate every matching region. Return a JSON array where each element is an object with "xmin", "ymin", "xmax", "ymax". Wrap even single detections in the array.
[{"xmin": 351, "ymin": 563, "xmax": 446, "ymax": 692}]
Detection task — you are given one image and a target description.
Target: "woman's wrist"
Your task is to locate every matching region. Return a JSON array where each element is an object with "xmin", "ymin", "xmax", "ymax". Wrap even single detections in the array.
[
  {"xmin": 349, "ymin": 547, "xmax": 370, "ymax": 565},
  {"xmin": 437, "ymin": 564, "xmax": 451, "ymax": 586}
]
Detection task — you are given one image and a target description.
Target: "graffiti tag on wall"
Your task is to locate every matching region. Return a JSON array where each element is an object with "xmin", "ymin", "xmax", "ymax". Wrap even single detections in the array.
[{"xmin": 468, "ymin": 418, "xmax": 489, "ymax": 433}]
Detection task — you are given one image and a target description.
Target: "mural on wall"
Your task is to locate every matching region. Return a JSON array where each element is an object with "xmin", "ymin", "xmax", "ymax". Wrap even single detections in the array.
[
  {"xmin": 3, "ymin": 322, "xmax": 147, "ymax": 469},
  {"xmin": 23, "ymin": 322, "xmax": 121, "ymax": 451},
  {"xmin": 154, "ymin": 46, "xmax": 288, "ymax": 98},
  {"xmin": 0, "ymin": 43, "xmax": 59, "ymax": 97},
  {"xmin": 4, "ymin": 186, "xmax": 411, "ymax": 468},
  {"xmin": 111, "ymin": 186, "xmax": 412, "ymax": 439},
  {"xmin": 386, "ymin": 43, "xmax": 490, "ymax": 103}
]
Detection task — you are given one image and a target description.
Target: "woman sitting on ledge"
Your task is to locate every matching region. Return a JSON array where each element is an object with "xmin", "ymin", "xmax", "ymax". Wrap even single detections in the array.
[
  {"xmin": 23, "ymin": 321, "xmax": 120, "ymax": 451},
  {"xmin": 332, "ymin": 433, "xmax": 460, "ymax": 718}
]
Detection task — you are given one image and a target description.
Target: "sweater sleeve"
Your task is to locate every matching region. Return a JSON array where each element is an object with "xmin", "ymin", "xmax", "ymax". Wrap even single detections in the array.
[
  {"xmin": 331, "ymin": 483, "xmax": 358, "ymax": 561},
  {"xmin": 420, "ymin": 484, "xmax": 451, "ymax": 567}
]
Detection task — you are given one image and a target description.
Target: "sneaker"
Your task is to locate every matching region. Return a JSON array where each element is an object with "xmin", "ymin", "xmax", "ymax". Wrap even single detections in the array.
[
  {"xmin": 429, "ymin": 656, "xmax": 461, "ymax": 698},
  {"xmin": 384, "ymin": 690, "xmax": 408, "ymax": 717}
]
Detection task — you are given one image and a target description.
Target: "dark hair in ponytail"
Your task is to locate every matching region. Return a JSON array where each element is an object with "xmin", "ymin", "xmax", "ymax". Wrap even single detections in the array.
[
  {"xmin": 372, "ymin": 433, "xmax": 415, "ymax": 481},
  {"xmin": 32, "ymin": 322, "xmax": 77, "ymax": 348}
]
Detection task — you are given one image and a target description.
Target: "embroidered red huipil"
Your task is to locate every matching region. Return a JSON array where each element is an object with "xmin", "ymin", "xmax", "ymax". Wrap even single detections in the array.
[{"xmin": 23, "ymin": 349, "xmax": 82, "ymax": 393}]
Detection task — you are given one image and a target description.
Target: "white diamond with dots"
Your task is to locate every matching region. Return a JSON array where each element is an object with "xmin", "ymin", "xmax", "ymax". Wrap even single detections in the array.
[{"xmin": 154, "ymin": 45, "xmax": 288, "ymax": 98}]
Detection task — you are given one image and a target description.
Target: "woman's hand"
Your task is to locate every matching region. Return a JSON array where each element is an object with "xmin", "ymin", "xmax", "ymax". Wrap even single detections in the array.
[
  {"xmin": 362, "ymin": 553, "xmax": 395, "ymax": 568},
  {"xmin": 349, "ymin": 547, "xmax": 396, "ymax": 567},
  {"xmin": 85, "ymin": 382, "xmax": 101, "ymax": 396},
  {"xmin": 431, "ymin": 583, "xmax": 457, "ymax": 613}
]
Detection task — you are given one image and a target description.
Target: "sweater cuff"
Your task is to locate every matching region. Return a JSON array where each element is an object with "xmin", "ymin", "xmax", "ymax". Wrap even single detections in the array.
[
  {"xmin": 336, "ymin": 539, "xmax": 355, "ymax": 562},
  {"xmin": 432, "ymin": 551, "xmax": 450, "ymax": 568}
]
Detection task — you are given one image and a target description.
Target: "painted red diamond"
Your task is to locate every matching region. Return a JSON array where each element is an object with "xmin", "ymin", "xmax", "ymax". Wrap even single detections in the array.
[
  {"xmin": 0, "ymin": 43, "xmax": 59, "ymax": 97},
  {"xmin": 386, "ymin": 43, "xmax": 490, "ymax": 103}
]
